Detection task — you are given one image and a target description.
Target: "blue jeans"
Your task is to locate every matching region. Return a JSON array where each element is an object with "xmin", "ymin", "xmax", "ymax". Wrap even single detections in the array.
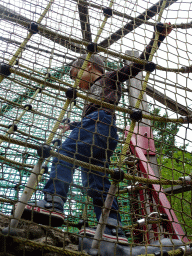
[{"xmin": 43, "ymin": 110, "xmax": 120, "ymax": 221}]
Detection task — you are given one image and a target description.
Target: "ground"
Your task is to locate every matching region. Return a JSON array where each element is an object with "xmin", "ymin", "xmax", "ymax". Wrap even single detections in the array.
[{"xmin": 0, "ymin": 214, "xmax": 80, "ymax": 256}]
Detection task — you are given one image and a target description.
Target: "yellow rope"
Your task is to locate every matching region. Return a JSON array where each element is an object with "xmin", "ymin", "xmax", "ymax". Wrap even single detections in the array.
[
  {"xmin": 118, "ymin": 0, "xmax": 167, "ymax": 166},
  {"xmin": 0, "ymin": 0, "xmax": 115, "ymax": 173},
  {"xmin": 0, "ymin": 197, "xmax": 15, "ymax": 204},
  {"xmin": 94, "ymin": 0, "xmax": 114, "ymax": 42},
  {"xmin": 0, "ymin": 94, "xmax": 64, "ymax": 122},
  {"xmin": 0, "ymin": 1, "xmax": 55, "ymax": 146},
  {"xmin": 0, "ymin": 0, "xmax": 190, "ymax": 249},
  {"xmin": 0, "ymin": 123, "xmax": 44, "ymax": 141},
  {"xmin": 6, "ymin": 0, "xmax": 115, "ymax": 186},
  {"xmin": 6, "ymin": 0, "xmax": 115, "ymax": 230},
  {"xmin": 0, "ymin": 0, "xmax": 54, "ymax": 83},
  {"xmin": 45, "ymin": 0, "xmax": 114, "ymax": 145},
  {"xmin": 5, "ymin": 75, "xmax": 69, "ymax": 102},
  {"xmin": 8, "ymin": 67, "xmax": 188, "ymax": 124},
  {"xmin": 0, "ymin": 155, "xmax": 33, "ymax": 169},
  {"xmin": 35, "ymin": 102, "xmax": 74, "ymax": 188},
  {"xmin": 73, "ymin": 0, "xmax": 114, "ymax": 89},
  {"xmin": 10, "ymin": 236, "xmax": 87, "ymax": 256},
  {"xmin": 1, "ymin": 83, "xmax": 184, "ymax": 126},
  {"xmin": 138, "ymin": 248, "xmax": 183, "ymax": 256},
  {"xmin": 2, "ymin": 12, "xmax": 190, "ymax": 73},
  {"xmin": 1, "ymin": 233, "xmax": 186, "ymax": 256},
  {"xmin": 0, "ymin": 132, "xmax": 189, "ymax": 186},
  {"xmin": 0, "ymin": 84, "xmax": 44, "ymax": 145}
]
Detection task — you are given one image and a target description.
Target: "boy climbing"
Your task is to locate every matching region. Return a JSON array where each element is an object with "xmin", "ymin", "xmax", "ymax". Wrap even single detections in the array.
[{"xmin": 21, "ymin": 23, "xmax": 172, "ymax": 244}]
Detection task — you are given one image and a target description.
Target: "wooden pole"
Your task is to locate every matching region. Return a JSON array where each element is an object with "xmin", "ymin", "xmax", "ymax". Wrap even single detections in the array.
[{"xmin": 125, "ymin": 50, "xmax": 162, "ymax": 242}]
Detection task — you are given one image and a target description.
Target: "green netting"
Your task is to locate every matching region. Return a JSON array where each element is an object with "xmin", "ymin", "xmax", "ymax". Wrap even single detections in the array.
[
  {"xmin": 0, "ymin": 1, "xmax": 192, "ymax": 254},
  {"xmin": 0, "ymin": 64, "xmax": 131, "ymax": 231}
]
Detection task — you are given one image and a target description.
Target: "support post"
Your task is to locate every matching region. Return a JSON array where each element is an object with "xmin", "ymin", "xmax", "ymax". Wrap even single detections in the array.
[{"xmin": 125, "ymin": 50, "xmax": 162, "ymax": 242}]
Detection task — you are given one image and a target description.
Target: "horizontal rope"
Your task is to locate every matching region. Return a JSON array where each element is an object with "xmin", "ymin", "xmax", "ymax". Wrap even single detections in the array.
[
  {"xmin": 11, "ymin": 236, "xmax": 87, "ymax": 256},
  {"xmin": 0, "ymin": 197, "xmax": 15, "ymax": 204},
  {"xmin": 2, "ymin": 55, "xmax": 190, "ymax": 120},
  {"xmin": 8, "ymin": 67, "xmax": 186, "ymax": 124},
  {"xmin": 0, "ymin": 123, "xmax": 44, "ymax": 142},
  {"xmin": 0, "ymin": 36, "xmax": 75, "ymax": 60},
  {"xmin": 0, "ymin": 133, "xmax": 39, "ymax": 150},
  {"xmin": 0, "ymin": 132, "xmax": 191, "ymax": 186},
  {"xmin": 0, "ymin": 154, "xmax": 33, "ymax": 169},
  {"xmin": 0, "ymin": 94, "xmax": 61, "ymax": 123},
  {"xmin": 138, "ymin": 248, "xmax": 184, "ymax": 256},
  {"xmin": 4, "ymin": 60, "xmax": 191, "ymax": 121},
  {"xmin": 0, "ymin": 13, "xmax": 189, "ymax": 73}
]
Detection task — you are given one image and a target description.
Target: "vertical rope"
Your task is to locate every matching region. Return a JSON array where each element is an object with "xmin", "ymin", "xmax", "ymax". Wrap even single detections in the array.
[
  {"xmin": 0, "ymin": 0, "xmax": 56, "ymax": 158},
  {"xmin": 35, "ymin": 102, "xmax": 74, "ymax": 187},
  {"xmin": 8, "ymin": 1, "xmax": 56, "ymax": 228},
  {"xmin": 118, "ymin": 0, "xmax": 167, "ymax": 166},
  {"xmin": 0, "ymin": 49, "xmax": 55, "ymax": 146},
  {"xmin": 10, "ymin": 0, "xmax": 114, "ymax": 229},
  {"xmin": 0, "ymin": 0, "xmax": 54, "ymax": 81},
  {"xmin": 74, "ymin": 0, "xmax": 114, "ymax": 88}
]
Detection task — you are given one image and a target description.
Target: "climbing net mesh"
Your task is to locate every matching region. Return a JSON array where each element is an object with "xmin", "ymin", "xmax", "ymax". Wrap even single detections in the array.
[{"xmin": 0, "ymin": 0, "xmax": 192, "ymax": 255}]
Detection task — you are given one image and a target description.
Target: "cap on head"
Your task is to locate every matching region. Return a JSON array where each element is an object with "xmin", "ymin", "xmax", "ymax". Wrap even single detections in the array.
[{"xmin": 71, "ymin": 54, "xmax": 105, "ymax": 75}]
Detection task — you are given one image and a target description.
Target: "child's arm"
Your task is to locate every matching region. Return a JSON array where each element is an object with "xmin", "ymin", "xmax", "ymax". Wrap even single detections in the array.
[
  {"xmin": 108, "ymin": 23, "xmax": 172, "ymax": 83},
  {"xmin": 139, "ymin": 23, "xmax": 172, "ymax": 61},
  {"xmin": 59, "ymin": 121, "xmax": 81, "ymax": 133}
]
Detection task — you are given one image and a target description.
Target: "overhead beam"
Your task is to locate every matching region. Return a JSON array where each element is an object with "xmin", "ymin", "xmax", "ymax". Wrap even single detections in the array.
[
  {"xmin": 146, "ymin": 84, "xmax": 192, "ymax": 116},
  {"xmin": 164, "ymin": 185, "xmax": 192, "ymax": 195},
  {"xmin": 0, "ymin": 4, "xmax": 84, "ymax": 53},
  {"xmin": 0, "ymin": 36, "xmax": 76, "ymax": 60},
  {"xmin": 78, "ymin": 0, "xmax": 92, "ymax": 42},
  {"xmin": 99, "ymin": 0, "xmax": 178, "ymax": 48}
]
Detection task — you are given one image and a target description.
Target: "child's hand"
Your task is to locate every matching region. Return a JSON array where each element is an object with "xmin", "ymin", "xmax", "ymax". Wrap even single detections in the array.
[
  {"xmin": 59, "ymin": 124, "xmax": 70, "ymax": 133},
  {"xmin": 161, "ymin": 22, "xmax": 172, "ymax": 36}
]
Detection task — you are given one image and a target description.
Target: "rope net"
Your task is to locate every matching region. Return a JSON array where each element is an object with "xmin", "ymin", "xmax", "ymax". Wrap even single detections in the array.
[{"xmin": 0, "ymin": 0, "xmax": 192, "ymax": 255}]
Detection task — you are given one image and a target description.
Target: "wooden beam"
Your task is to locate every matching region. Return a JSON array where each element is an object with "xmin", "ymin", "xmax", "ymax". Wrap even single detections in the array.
[
  {"xmin": 0, "ymin": 4, "xmax": 84, "ymax": 53},
  {"xmin": 123, "ymin": 77, "xmax": 192, "ymax": 117},
  {"xmin": 146, "ymin": 84, "xmax": 192, "ymax": 116},
  {"xmin": 99, "ymin": 0, "xmax": 178, "ymax": 48},
  {"xmin": 78, "ymin": 0, "xmax": 92, "ymax": 42},
  {"xmin": 164, "ymin": 185, "xmax": 192, "ymax": 195}
]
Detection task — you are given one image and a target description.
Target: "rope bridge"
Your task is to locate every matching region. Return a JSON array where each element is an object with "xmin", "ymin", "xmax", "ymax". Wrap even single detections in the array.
[{"xmin": 0, "ymin": 0, "xmax": 192, "ymax": 255}]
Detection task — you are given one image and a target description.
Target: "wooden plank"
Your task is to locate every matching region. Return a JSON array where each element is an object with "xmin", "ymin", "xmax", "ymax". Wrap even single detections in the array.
[
  {"xmin": 164, "ymin": 185, "xmax": 192, "ymax": 195},
  {"xmin": 123, "ymin": 78, "xmax": 192, "ymax": 116},
  {"xmin": 78, "ymin": 0, "xmax": 92, "ymax": 42},
  {"xmin": 123, "ymin": 75, "xmax": 192, "ymax": 116},
  {"xmin": 99, "ymin": 0, "xmax": 178, "ymax": 48},
  {"xmin": 146, "ymin": 84, "xmax": 192, "ymax": 116}
]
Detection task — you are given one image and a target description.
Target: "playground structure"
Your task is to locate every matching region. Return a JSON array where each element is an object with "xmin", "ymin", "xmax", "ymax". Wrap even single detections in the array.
[{"xmin": 0, "ymin": 0, "xmax": 192, "ymax": 255}]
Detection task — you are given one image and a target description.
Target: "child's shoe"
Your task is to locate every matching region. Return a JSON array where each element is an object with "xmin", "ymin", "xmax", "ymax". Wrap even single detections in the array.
[{"xmin": 17, "ymin": 194, "xmax": 65, "ymax": 227}]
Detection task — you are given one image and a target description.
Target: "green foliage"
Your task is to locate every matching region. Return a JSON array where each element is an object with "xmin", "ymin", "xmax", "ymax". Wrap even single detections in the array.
[
  {"xmin": 151, "ymin": 108, "xmax": 192, "ymax": 237},
  {"xmin": 151, "ymin": 108, "xmax": 180, "ymax": 157}
]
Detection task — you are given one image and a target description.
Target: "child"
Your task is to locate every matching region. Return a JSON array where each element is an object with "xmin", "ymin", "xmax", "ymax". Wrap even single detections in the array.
[{"xmin": 21, "ymin": 23, "xmax": 172, "ymax": 244}]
